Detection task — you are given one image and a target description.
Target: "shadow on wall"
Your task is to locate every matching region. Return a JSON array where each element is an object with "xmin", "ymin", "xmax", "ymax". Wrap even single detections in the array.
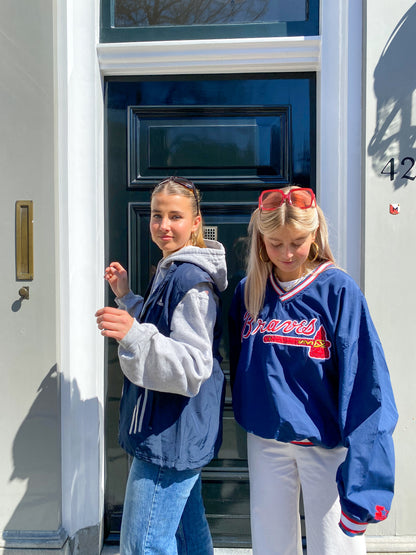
[
  {"xmin": 3, "ymin": 365, "xmax": 102, "ymax": 552},
  {"xmin": 5, "ymin": 365, "xmax": 61, "ymax": 538},
  {"xmin": 368, "ymin": 3, "xmax": 416, "ymax": 190}
]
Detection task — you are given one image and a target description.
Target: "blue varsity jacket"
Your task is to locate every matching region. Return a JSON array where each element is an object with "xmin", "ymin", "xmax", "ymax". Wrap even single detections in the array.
[{"xmin": 229, "ymin": 262, "xmax": 398, "ymax": 536}]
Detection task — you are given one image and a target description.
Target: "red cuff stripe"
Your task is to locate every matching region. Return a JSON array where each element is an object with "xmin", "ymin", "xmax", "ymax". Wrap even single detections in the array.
[{"xmin": 340, "ymin": 511, "xmax": 367, "ymax": 535}]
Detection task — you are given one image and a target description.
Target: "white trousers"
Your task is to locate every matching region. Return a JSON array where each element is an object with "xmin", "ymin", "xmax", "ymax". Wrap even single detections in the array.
[{"xmin": 247, "ymin": 433, "xmax": 367, "ymax": 555}]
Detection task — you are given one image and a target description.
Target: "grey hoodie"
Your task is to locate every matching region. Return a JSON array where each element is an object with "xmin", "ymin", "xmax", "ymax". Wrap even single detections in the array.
[{"xmin": 116, "ymin": 240, "xmax": 227, "ymax": 397}]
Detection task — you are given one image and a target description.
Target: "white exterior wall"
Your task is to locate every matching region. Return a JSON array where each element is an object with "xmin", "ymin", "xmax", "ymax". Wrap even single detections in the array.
[
  {"xmin": 363, "ymin": 0, "xmax": 416, "ymax": 550},
  {"xmin": 0, "ymin": 0, "xmax": 415, "ymax": 553},
  {"xmin": 0, "ymin": 0, "xmax": 63, "ymax": 549},
  {"xmin": 0, "ymin": 0, "xmax": 106, "ymax": 553}
]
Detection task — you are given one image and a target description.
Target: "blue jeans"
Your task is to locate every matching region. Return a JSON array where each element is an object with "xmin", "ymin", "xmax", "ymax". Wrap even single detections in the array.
[{"xmin": 120, "ymin": 457, "xmax": 213, "ymax": 555}]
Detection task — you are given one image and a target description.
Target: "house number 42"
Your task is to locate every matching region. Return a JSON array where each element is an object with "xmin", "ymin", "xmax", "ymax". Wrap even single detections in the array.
[{"xmin": 381, "ymin": 157, "xmax": 415, "ymax": 181}]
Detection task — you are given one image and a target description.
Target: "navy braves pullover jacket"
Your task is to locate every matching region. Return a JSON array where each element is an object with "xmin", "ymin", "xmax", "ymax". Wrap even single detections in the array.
[{"xmin": 229, "ymin": 262, "xmax": 398, "ymax": 536}]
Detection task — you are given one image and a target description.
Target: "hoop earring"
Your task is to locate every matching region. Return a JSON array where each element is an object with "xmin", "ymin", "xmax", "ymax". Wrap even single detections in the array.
[
  {"xmin": 309, "ymin": 241, "xmax": 319, "ymax": 263},
  {"xmin": 259, "ymin": 245, "xmax": 270, "ymax": 263}
]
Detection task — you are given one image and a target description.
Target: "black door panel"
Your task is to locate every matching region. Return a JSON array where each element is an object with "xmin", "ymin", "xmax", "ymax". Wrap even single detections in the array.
[{"xmin": 104, "ymin": 74, "xmax": 315, "ymax": 546}]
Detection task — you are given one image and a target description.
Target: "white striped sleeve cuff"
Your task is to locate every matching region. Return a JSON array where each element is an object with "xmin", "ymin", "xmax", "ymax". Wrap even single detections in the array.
[{"xmin": 339, "ymin": 511, "xmax": 368, "ymax": 536}]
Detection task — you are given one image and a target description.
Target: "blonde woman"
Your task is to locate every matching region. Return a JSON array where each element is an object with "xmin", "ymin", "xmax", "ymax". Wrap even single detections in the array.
[
  {"xmin": 229, "ymin": 186, "xmax": 397, "ymax": 555},
  {"xmin": 96, "ymin": 177, "xmax": 227, "ymax": 554}
]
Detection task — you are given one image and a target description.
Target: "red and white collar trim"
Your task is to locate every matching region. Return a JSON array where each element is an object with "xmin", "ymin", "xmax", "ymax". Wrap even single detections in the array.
[{"xmin": 270, "ymin": 261, "xmax": 334, "ymax": 301}]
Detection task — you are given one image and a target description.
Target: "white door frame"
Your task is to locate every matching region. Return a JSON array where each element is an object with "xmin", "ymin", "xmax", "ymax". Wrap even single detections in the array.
[{"xmin": 57, "ymin": 0, "xmax": 363, "ymax": 543}]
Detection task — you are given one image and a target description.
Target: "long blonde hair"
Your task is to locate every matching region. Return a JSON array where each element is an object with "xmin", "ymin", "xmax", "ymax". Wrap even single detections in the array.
[
  {"xmin": 245, "ymin": 186, "xmax": 336, "ymax": 318},
  {"xmin": 151, "ymin": 178, "xmax": 206, "ymax": 248}
]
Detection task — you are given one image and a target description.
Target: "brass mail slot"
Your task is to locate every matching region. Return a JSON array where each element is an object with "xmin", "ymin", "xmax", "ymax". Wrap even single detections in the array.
[{"xmin": 16, "ymin": 200, "xmax": 33, "ymax": 280}]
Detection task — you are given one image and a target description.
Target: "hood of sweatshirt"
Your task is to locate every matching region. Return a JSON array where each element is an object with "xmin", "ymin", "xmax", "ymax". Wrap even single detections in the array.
[{"xmin": 155, "ymin": 240, "xmax": 228, "ymax": 293}]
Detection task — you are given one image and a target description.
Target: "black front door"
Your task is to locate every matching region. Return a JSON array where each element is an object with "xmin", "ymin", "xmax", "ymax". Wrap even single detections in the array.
[{"xmin": 104, "ymin": 73, "xmax": 315, "ymax": 547}]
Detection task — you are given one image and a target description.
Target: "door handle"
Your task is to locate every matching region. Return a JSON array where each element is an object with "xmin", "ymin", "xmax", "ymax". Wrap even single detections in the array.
[{"xmin": 19, "ymin": 286, "xmax": 30, "ymax": 300}]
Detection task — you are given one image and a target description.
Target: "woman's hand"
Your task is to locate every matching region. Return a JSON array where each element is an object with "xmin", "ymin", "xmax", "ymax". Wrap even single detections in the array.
[
  {"xmin": 95, "ymin": 307, "xmax": 134, "ymax": 341},
  {"xmin": 105, "ymin": 262, "xmax": 130, "ymax": 298}
]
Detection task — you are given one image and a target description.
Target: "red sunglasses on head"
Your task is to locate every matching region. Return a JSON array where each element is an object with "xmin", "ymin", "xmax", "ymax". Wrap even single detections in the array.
[{"xmin": 259, "ymin": 188, "xmax": 316, "ymax": 211}]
